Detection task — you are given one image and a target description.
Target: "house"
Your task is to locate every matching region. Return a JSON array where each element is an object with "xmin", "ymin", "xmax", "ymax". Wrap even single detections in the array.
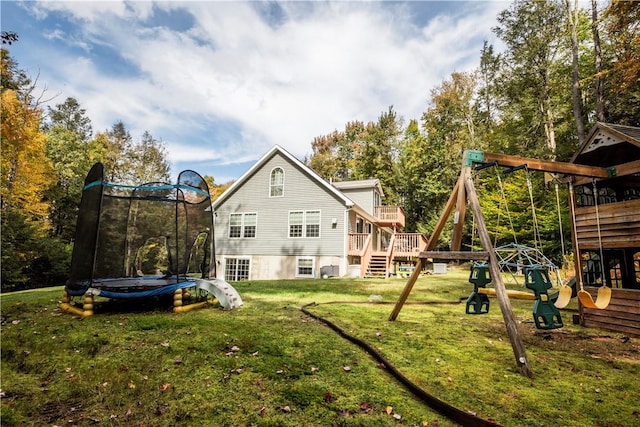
[
  {"xmin": 211, "ymin": 145, "xmax": 426, "ymax": 281},
  {"xmin": 569, "ymin": 122, "xmax": 640, "ymax": 336}
]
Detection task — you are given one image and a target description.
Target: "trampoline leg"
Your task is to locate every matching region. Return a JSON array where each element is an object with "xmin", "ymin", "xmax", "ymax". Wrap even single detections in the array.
[
  {"xmin": 60, "ymin": 291, "xmax": 94, "ymax": 317},
  {"xmin": 83, "ymin": 293, "xmax": 94, "ymax": 317},
  {"xmin": 173, "ymin": 289, "xmax": 183, "ymax": 312}
]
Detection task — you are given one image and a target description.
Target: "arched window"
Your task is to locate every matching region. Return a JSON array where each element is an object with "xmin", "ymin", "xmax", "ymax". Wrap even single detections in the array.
[
  {"xmin": 270, "ymin": 167, "xmax": 284, "ymax": 197},
  {"xmin": 581, "ymin": 251, "xmax": 602, "ymax": 285}
]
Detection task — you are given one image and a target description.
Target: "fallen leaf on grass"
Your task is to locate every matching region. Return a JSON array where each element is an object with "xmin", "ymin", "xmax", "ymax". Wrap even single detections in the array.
[
  {"xmin": 128, "ymin": 382, "xmax": 135, "ymax": 389},
  {"xmin": 360, "ymin": 402, "xmax": 371, "ymax": 412},
  {"xmin": 159, "ymin": 383, "xmax": 171, "ymax": 392},
  {"xmin": 343, "ymin": 366, "xmax": 351, "ymax": 372},
  {"xmin": 282, "ymin": 405, "xmax": 291, "ymax": 413},
  {"xmin": 386, "ymin": 406, "xmax": 393, "ymax": 415},
  {"xmin": 339, "ymin": 409, "xmax": 350, "ymax": 417},
  {"xmin": 393, "ymin": 413, "xmax": 402, "ymax": 420},
  {"xmin": 324, "ymin": 392, "xmax": 333, "ymax": 403}
]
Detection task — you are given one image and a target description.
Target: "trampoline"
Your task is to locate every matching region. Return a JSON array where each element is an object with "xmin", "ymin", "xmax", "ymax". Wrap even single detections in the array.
[{"xmin": 61, "ymin": 163, "xmax": 242, "ymax": 317}]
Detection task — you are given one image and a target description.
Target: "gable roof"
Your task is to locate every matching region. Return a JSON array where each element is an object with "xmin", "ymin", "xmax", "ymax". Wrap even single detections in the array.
[
  {"xmin": 211, "ymin": 145, "xmax": 355, "ymax": 209},
  {"xmin": 571, "ymin": 122, "xmax": 640, "ymax": 167},
  {"xmin": 332, "ymin": 179, "xmax": 385, "ymax": 197}
]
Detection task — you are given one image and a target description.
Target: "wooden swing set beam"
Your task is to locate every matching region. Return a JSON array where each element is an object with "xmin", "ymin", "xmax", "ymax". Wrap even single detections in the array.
[{"xmin": 480, "ymin": 152, "xmax": 609, "ymax": 178}]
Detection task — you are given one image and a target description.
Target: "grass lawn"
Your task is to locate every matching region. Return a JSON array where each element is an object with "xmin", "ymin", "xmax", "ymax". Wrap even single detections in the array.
[{"xmin": 1, "ymin": 267, "xmax": 639, "ymax": 426}]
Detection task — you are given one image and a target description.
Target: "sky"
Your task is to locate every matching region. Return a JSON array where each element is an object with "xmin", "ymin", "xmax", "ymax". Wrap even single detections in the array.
[{"xmin": 2, "ymin": 1, "xmax": 507, "ymax": 183}]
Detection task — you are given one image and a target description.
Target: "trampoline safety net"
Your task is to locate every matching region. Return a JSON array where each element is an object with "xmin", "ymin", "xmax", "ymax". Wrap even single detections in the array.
[{"xmin": 66, "ymin": 163, "xmax": 216, "ymax": 296}]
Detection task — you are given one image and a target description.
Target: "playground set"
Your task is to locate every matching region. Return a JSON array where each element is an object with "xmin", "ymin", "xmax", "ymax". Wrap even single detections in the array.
[
  {"xmin": 61, "ymin": 163, "xmax": 242, "ymax": 317},
  {"xmin": 390, "ymin": 143, "xmax": 640, "ymax": 377}
]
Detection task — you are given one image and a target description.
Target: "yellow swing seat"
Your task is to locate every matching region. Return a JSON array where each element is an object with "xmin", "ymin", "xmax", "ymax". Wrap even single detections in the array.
[
  {"xmin": 578, "ymin": 286, "xmax": 612, "ymax": 310},
  {"xmin": 554, "ymin": 284, "xmax": 573, "ymax": 309}
]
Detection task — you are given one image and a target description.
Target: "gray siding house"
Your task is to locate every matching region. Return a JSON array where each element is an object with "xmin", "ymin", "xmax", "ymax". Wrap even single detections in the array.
[{"xmin": 212, "ymin": 145, "xmax": 425, "ymax": 281}]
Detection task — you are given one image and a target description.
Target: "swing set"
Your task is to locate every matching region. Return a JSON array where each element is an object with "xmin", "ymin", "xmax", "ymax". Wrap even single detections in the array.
[{"xmin": 389, "ymin": 150, "xmax": 616, "ymax": 377}]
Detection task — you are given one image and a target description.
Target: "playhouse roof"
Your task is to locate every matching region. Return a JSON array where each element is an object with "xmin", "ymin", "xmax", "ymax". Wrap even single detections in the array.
[{"xmin": 571, "ymin": 122, "xmax": 640, "ymax": 167}]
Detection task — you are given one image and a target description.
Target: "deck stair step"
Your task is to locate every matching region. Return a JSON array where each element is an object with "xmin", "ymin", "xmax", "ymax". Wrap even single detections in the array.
[{"xmin": 366, "ymin": 255, "xmax": 388, "ymax": 278}]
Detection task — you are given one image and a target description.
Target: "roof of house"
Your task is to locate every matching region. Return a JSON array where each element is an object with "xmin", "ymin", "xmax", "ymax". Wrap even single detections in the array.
[
  {"xmin": 571, "ymin": 122, "xmax": 640, "ymax": 167},
  {"xmin": 211, "ymin": 145, "xmax": 355, "ymax": 209},
  {"xmin": 331, "ymin": 179, "xmax": 385, "ymax": 197}
]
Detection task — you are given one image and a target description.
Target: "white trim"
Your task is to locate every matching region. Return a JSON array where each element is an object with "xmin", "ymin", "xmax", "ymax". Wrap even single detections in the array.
[
  {"xmin": 269, "ymin": 167, "xmax": 285, "ymax": 198},
  {"xmin": 228, "ymin": 212, "xmax": 258, "ymax": 239},
  {"xmin": 296, "ymin": 256, "xmax": 315, "ymax": 278},
  {"xmin": 223, "ymin": 256, "xmax": 252, "ymax": 281},
  {"xmin": 288, "ymin": 209, "xmax": 321, "ymax": 239}
]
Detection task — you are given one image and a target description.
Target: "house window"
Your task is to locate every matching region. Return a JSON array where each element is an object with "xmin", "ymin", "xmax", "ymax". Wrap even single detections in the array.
[
  {"xmin": 225, "ymin": 258, "xmax": 250, "ymax": 281},
  {"xmin": 289, "ymin": 211, "xmax": 304, "ymax": 237},
  {"xmin": 229, "ymin": 214, "xmax": 242, "ymax": 238},
  {"xmin": 270, "ymin": 167, "xmax": 284, "ymax": 197},
  {"xmin": 633, "ymin": 252, "xmax": 640, "ymax": 284},
  {"xmin": 306, "ymin": 210, "xmax": 320, "ymax": 237},
  {"xmin": 297, "ymin": 257, "xmax": 314, "ymax": 277},
  {"xmin": 243, "ymin": 213, "xmax": 257, "ymax": 238},
  {"xmin": 289, "ymin": 210, "xmax": 321, "ymax": 238},
  {"xmin": 229, "ymin": 213, "xmax": 257, "ymax": 238}
]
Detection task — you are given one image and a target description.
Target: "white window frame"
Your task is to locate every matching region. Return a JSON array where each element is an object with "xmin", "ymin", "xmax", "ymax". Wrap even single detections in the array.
[
  {"xmin": 243, "ymin": 213, "xmax": 257, "ymax": 238},
  {"xmin": 224, "ymin": 257, "xmax": 251, "ymax": 281},
  {"xmin": 270, "ymin": 167, "xmax": 285, "ymax": 198},
  {"xmin": 288, "ymin": 210, "xmax": 321, "ymax": 238},
  {"xmin": 229, "ymin": 213, "xmax": 242, "ymax": 239},
  {"xmin": 229, "ymin": 212, "xmax": 257, "ymax": 239},
  {"xmin": 296, "ymin": 257, "xmax": 315, "ymax": 278}
]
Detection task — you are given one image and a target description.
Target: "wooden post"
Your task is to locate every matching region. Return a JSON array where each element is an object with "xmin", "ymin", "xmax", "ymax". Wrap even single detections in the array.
[
  {"xmin": 567, "ymin": 180, "xmax": 585, "ymax": 323},
  {"xmin": 389, "ymin": 179, "xmax": 461, "ymax": 321},
  {"xmin": 451, "ymin": 172, "xmax": 467, "ymax": 252},
  {"xmin": 463, "ymin": 168, "xmax": 533, "ymax": 378}
]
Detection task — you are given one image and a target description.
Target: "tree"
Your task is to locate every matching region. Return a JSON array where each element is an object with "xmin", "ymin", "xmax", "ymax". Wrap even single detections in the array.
[
  {"xmin": 493, "ymin": 0, "xmax": 566, "ymax": 158},
  {"xmin": 599, "ymin": 0, "xmax": 640, "ymax": 125},
  {"xmin": 565, "ymin": 0, "xmax": 587, "ymax": 145},
  {"xmin": 127, "ymin": 131, "xmax": 171, "ymax": 184},
  {"xmin": 591, "ymin": 0, "xmax": 605, "ymax": 122},
  {"xmin": 1, "ymin": 50, "xmax": 54, "ymax": 289},
  {"xmin": 352, "ymin": 107, "xmax": 403, "ymax": 204},
  {"xmin": 45, "ymin": 97, "xmax": 96, "ymax": 242},
  {"xmin": 45, "ymin": 97, "xmax": 93, "ymax": 142},
  {"xmin": 419, "ymin": 72, "xmax": 483, "ymax": 246}
]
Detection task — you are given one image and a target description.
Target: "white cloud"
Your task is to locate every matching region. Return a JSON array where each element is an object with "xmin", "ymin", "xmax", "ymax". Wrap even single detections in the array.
[{"xmin": 21, "ymin": 1, "xmax": 505, "ymax": 178}]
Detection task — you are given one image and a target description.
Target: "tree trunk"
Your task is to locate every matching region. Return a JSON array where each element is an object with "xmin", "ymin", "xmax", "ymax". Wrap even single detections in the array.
[
  {"xmin": 567, "ymin": 0, "xmax": 586, "ymax": 145},
  {"xmin": 591, "ymin": 0, "xmax": 605, "ymax": 122}
]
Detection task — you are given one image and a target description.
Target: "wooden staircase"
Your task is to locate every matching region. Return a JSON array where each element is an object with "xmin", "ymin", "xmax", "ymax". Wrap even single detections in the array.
[{"xmin": 365, "ymin": 254, "xmax": 387, "ymax": 278}]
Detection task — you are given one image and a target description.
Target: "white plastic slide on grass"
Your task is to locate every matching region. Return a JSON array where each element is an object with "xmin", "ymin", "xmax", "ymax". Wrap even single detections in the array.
[{"xmin": 195, "ymin": 278, "xmax": 243, "ymax": 310}]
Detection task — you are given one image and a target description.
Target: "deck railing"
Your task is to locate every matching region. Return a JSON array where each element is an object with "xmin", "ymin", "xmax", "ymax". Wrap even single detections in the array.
[
  {"xmin": 348, "ymin": 233, "xmax": 369, "ymax": 256},
  {"xmin": 393, "ymin": 233, "xmax": 428, "ymax": 256},
  {"xmin": 374, "ymin": 206, "xmax": 405, "ymax": 228}
]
